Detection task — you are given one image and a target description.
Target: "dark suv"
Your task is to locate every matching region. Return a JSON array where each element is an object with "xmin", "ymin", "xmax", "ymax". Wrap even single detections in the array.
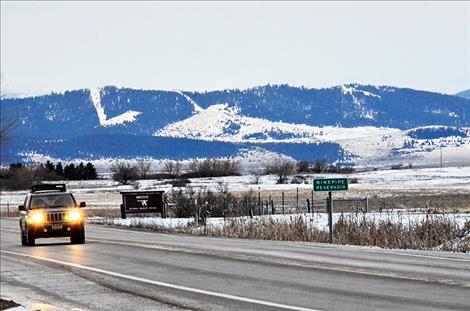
[{"xmin": 19, "ymin": 184, "xmax": 86, "ymax": 246}]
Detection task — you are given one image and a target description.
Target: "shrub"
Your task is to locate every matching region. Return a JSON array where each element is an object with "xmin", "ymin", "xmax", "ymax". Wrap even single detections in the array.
[
  {"xmin": 183, "ymin": 158, "xmax": 240, "ymax": 178},
  {"xmin": 170, "ymin": 177, "xmax": 191, "ymax": 187},
  {"xmin": 290, "ymin": 175, "xmax": 308, "ymax": 184},
  {"xmin": 296, "ymin": 161, "xmax": 310, "ymax": 173},
  {"xmin": 391, "ymin": 163, "xmax": 403, "ymax": 170},
  {"xmin": 326, "ymin": 164, "xmax": 355, "ymax": 174}
]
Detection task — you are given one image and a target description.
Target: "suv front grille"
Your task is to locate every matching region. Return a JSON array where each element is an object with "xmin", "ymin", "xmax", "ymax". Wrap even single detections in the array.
[{"xmin": 47, "ymin": 212, "xmax": 65, "ymax": 222}]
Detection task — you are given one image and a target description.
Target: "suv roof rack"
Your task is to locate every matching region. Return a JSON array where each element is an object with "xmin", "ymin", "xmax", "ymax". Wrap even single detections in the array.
[{"xmin": 31, "ymin": 183, "xmax": 66, "ymax": 193}]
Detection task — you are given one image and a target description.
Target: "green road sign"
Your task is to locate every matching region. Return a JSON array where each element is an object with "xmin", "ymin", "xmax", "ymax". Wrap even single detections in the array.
[{"xmin": 313, "ymin": 178, "xmax": 348, "ymax": 192}]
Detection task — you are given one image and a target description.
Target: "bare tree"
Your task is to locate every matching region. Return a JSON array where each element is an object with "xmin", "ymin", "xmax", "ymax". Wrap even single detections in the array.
[
  {"xmin": 173, "ymin": 160, "xmax": 182, "ymax": 176},
  {"xmin": 312, "ymin": 159, "xmax": 327, "ymax": 173},
  {"xmin": 136, "ymin": 159, "xmax": 151, "ymax": 179},
  {"xmin": 164, "ymin": 160, "xmax": 182, "ymax": 176},
  {"xmin": 164, "ymin": 160, "xmax": 174, "ymax": 176},
  {"xmin": 187, "ymin": 159, "xmax": 198, "ymax": 175},
  {"xmin": 266, "ymin": 158, "xmax": 295, "ymax": 184},
  {"xmin": 250, "ymin": 166, "xmax": 265, "ymax": 184},
  {"xmin": 0, "ymin": 77, "xmax": 16, "ymax": 146},
  {"xmin": 110, "ymin": 161, "xmax": 139, "ymax": 185}
]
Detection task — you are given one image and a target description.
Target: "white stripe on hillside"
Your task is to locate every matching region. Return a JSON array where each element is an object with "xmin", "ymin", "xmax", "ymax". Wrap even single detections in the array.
[{"xmin": 89, "ymin": 88, "xmax": 141, "ymax": 127}]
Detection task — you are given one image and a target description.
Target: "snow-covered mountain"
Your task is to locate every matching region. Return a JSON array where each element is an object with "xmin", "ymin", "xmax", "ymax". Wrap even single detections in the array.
[
  {"xmin": 154, "ymin": 102, "xmax": 398, "ymax": 144},
  {"xmin": 154, "ymin": 101, "xmax": 470, "ymax": 167},
  {"xmin": 456, "ymin": 89, "xmax": 470, "ymax": 99},
  {"xmin": 1, "ymin": 84, "xmax": 469, "ymax": 167}
]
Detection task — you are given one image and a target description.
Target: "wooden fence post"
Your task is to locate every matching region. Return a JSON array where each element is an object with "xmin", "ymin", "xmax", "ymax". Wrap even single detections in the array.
[
  {"xmin": 296, "ymin": 187, "xmax": 299, "ymax": 212},
  {"xmin": 282, "ymin": 192, "xmax": 285, "ymax": 214}
]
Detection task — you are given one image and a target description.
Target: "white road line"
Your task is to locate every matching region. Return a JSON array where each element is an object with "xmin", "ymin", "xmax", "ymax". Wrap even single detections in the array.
[
  {"xmin": 1, "ymin": 250, "xmax": 322, "ymax": 311},
  {"xmin": 380, "ymin": 251, "xmax": 470, "ymax": 263},
  {"xmin": 87, "ymin": 225, "xmax": 180, "ymax": 238}
]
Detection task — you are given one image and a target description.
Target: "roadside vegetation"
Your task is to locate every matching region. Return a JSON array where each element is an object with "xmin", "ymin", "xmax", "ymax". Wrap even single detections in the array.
[
  {"xmin": 93, "ymin": 212, "xmax": 470, "ymax": 252},
  {"xmin": 87, "ymin": 184, "xmax": 470, "ymax": 252}
]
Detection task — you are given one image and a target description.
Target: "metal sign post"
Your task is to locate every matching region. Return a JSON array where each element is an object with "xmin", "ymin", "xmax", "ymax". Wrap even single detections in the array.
[
  {"xmin": 313, "ymin": 178, "xmax": 348, "ymax": 243},
  {"xmin": 328, "ymin": 191, "xmax": 333, "ymax": 243}
]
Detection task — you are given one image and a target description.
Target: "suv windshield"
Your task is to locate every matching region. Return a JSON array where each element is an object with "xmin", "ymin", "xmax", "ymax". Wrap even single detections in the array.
[{"xmin": 30, "ymin": 194, "xmax": 76, "ymax": 209}]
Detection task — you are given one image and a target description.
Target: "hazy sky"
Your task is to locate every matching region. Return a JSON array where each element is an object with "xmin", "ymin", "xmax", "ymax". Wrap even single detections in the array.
[{"xmin": 1, "ymin": 1, "xmax": 469, "ymax": 96}]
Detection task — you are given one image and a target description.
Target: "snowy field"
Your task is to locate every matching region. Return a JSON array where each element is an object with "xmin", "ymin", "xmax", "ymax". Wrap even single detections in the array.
[{"xmin": 1, "ymin": 166, "xmax": 469, "ymax": 211}]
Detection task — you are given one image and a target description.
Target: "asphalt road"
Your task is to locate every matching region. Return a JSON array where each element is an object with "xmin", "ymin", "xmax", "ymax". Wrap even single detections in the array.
[{"xmin": 1, "ymin": 218, "xmax": 469, "ymax": 311}]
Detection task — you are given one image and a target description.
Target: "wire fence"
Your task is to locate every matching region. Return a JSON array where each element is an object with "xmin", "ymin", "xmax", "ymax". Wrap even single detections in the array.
[
  {"xmin": 0, "ymin": 188, "xmax": 368, "ymax": 219},
  {"xmin": 165, "ymin": 188, "xmax": 368, "ymax": 220}
]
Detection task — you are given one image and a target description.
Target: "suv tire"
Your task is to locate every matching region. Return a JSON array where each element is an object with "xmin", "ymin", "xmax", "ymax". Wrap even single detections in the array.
[
  {"xmin": 70, "ymin": 228, "xmax": 85, "ymax": 244},
  {"xmin": 21, "ymin": 230, "xmax": 27, "ymax": 246},
  {"xmin": 26, "ymin": 229, "xmax": 35, "ymax": 246}
]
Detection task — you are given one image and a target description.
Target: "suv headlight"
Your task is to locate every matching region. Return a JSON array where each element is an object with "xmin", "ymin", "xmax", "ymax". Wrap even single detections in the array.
[
  {"xmin": 68, "ymin": 210, "xmax": 82, "ymax": 221},
  {"xmin": 31, "ymin": 212, "xmax": 45, "ymax": 224}
]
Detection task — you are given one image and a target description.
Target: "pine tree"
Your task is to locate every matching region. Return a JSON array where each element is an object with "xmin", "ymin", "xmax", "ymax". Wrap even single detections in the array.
[
  {"xmin": 85, "ymin": 162, "xmax": 97, "ymax": 180},
  {"xmin": 45, "ymin": 160, "xmax": 55, "ymax": 172},
  {"xmin": 9, "ymin": 163, "xmax": 23, "ymax": 170},
  {"xmin": 77, "ymin": 162, "xmax": 85, "ymax": 180},
  {"xmin": 55, "ymin": 162, "xmax": 64, "ymax": 176},
  {"xmin": 64, "ymin": 163, "xmax": 76, "ymax": 180}
]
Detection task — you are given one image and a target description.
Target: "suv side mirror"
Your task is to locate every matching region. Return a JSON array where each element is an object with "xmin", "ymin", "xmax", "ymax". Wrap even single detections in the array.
[
  {"xmin": 79, "ymin": 202, "xmax": 86, "ymax": 208},
  {"xmin": 18, "ymin": 205, "xmax": 25, "ymax": 211}
]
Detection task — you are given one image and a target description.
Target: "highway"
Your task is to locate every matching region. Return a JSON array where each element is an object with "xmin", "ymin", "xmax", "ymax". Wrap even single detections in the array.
[{"xmin": 1, "ymin": 218, "xmax": 469, "ymax": 311}]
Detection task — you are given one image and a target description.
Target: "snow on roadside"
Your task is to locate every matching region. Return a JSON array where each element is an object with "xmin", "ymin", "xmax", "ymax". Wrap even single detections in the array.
[
  {"xmin": 89, "ymin": 216, "xmax": 192, "ymax": 229},
  {"xmin": 88, "ymin": 211, "xmax": 470, "ymax": 232}
]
